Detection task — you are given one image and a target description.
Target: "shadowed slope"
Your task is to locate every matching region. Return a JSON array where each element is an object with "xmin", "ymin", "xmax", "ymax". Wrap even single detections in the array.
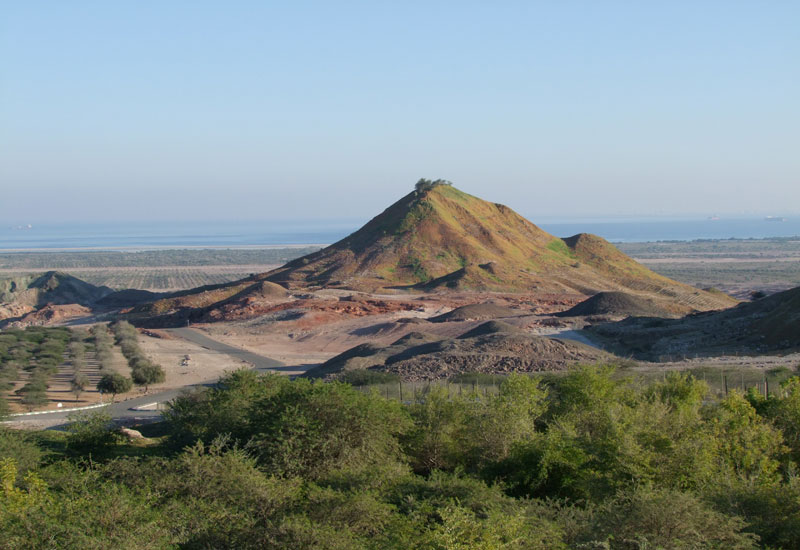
[
  {"xmin": 0, "ymin": 271, "xmax": 114, "ymax": 322},
  {"xmin": 588, "ymin": 286, "xmax": 800, "ymax": 358}
]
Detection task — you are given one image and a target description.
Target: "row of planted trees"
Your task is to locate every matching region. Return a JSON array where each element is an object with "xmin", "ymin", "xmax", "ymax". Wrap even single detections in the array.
[
  {"xmin": 0, "ymin": 327, "xmax": 71, "ymax": 410},
  {"xmin": 109, "ymin": 321, "xmax": 165, "ymax": 395},
  {"xmin": 1, "ymin": 323, "xmax": 165, "ymax": 413}
]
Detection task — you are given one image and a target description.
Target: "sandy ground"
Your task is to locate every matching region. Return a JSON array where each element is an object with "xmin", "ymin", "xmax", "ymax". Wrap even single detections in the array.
[
  {"xmin": 6, "ymin": 285, "xmax": 798, "ymax": 419},
  {"xmin": 197, "ymin": 306, "xmax": 460, "ymax": 369},
  {"xmin": 136, "ymin": 330, "xmax": 255, "ymax": 389}
]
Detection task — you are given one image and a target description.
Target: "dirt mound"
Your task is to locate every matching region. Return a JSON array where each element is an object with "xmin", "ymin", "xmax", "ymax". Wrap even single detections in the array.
[
  {"xmin": 308, "ymin": 326, "xmax": 609, "ymax": 381},
  {"xmin": 4, "ymin": 303, "xmax": 92, "ymax": 327},
  {"xmin": 249, "ymin": 280, "xmax": 290, "ymax": 298},
  {"xmin": 0, "ymin": 271, "xmax": 111, "ymax": 308},
  {"xmin": 429, "ymin": 303, "xmax": 524, "ymax": 323},
  {"xmin": 558, "ymin": 291, "xmax": 672, "ymax": 318},
  {"xmin": 381, "ymin": 334, "xmax": 608, "ymax": 381},
  {"xmin": 0, "ymin": 271, "xmax": 113, "ymax": 322},
  {"xmin": 307, "ymin": 331, "xmax": 440, "ymax": 378},
  {"xmin": 588, "ymin": 285, "xmax": 800, "ymax": 359},
  {"xmin": 397, "ymin": 317, "xmax": 430, "ymax": 324},
  {"xmin": 457, "ymin": 320, "xmax": 523, "ymax": 339}
]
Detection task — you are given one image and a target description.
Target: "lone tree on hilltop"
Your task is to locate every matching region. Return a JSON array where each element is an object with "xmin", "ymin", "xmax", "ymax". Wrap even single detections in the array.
[
  {"xmin": 415, "ymin": 178, "xmax": 453, "ymax": 193},
  {"xmin": 97, "ymin": 372, "xmax": 132, "ymax": 402}
]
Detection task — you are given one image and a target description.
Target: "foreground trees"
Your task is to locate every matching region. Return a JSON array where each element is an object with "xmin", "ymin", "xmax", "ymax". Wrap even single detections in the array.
[
  {"xmin": 3, "ymin": 365, "xmax": 800, "ymax": 548},
  {"xmin": 96, "ymin": 372, "xmax": 132, "ymax": 401}
]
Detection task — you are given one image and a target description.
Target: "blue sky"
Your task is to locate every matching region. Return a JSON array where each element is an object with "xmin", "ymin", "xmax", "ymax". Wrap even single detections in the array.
[{"xmin": 1, "ymin": 1, "xmax": 798, "ymax": 223}]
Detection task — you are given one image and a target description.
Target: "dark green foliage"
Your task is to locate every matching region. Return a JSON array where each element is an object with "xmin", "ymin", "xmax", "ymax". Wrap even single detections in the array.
[
  {"xmin": 0, "ymin": 427, "xmax": 43, "ymax": 474},
  {"xmin": 66, "ymin": 411, "xmax": 120, "ymax": 453},
  {"xmin": 131, "ymin": 362, "xmax": 165, "ymax": 392},
  {"xmin": 337, "ymin": 369, "xmax": 400, "ymax": 386},
  {"xmin": 414, "ymin": 178, "xmax": 453, "ymax": 193},
  {"xmin": 167, "ymin": 370, "xmax": 411, "ymax": 479},
  {"xmin": 5, "ymin": 364, "xmax": 800, "ymax": 548},
  {"xmin": 448, "ymin": 371, "xmax": 507, "ymax": 385},
  {"xmin": 96, "ymin": 372, "xmax": 132, "ymax": 400}
]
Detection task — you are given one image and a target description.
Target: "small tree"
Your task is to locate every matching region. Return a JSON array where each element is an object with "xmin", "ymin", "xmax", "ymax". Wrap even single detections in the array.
[
  {"xmin": 20, "ymin": 390, "xmax": 48, "ymax": 411},
  {"xmin": 131, "ymin": 363, "xmax": 166, "ymax": 393},
  {"xmin": 415, "ymin": 178, "xmax": 453, "ymax": 193},
  {"xmin": 70, "ymin": 374, "xmax": 90, "ymax": 402},
  {"xmin": 97, "ymin": 372, "xmax": 132, "ymax": 402},
  {"xmin": 0, "ymin": 397, "xmax": 10, "ymax": 420}
]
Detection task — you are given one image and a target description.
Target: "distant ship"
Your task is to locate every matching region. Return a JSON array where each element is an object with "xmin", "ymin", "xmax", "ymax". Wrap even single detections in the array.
[
  {"xmin": 764, "ymin": 216, "xmax": 788, "ymax": 222},
  {"xmin": 707, "ymin": 215, "xmax": 720, "ymax": 221}
]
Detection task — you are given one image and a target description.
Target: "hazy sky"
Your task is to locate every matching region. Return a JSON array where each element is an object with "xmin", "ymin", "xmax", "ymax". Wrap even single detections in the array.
[{"xmin": 1, "ymin": 1, "xmax": 798, "ymax": 223}]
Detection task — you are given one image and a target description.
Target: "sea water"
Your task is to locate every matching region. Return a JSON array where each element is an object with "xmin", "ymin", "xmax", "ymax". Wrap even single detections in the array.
[{"xmin": 1, "ymin": 217, "xmax": 799, "ymax": 251}]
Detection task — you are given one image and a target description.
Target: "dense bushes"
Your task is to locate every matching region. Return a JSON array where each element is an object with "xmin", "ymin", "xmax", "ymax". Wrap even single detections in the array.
[
  {"xmin": 166, "ymin": 370, "xmax": 410, "ymax": 479},
  {"xmin": 5, "ymin": 365, "xmax": 800, "ymax": 548}
]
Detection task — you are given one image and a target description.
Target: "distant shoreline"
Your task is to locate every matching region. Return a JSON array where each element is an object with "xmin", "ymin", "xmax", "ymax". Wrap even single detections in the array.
[
  {"xmin": 0, "ymin": 244, "xmax": 330, "ymax": 253},
  {"xmin": 3, "ymin": 235, "xmax": 800, "ymax": 254}
]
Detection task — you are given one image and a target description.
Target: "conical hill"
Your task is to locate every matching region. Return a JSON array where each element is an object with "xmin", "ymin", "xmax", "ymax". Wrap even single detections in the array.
[{"xmin": 265, "ymin": 183, "xmax": 733, "ymax": 312}]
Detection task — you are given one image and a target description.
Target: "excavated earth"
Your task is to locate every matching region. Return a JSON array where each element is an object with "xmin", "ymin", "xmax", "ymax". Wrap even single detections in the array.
[
  {"xmin": 557, "ymin": 291, "xmax": 675, "ymax": 319},
  {"xmin": 307, "ymin": 320, "xmax": 610, "ymax": 381},
  {"xmin": 587, "ymin": 286, "xmax": 800, "ymax": 359}
]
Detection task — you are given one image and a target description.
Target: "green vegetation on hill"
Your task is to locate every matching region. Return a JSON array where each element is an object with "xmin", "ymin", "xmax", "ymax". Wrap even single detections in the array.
[
  {"xmin": 4, "ymin": 365, "xmax": 800, "ymax": 548},
  {"xmin": 266, "ymin": 183, "xmax": 734, "ymax": 313}
]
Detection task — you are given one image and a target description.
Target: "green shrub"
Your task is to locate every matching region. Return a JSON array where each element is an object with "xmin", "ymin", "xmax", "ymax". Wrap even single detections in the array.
[
  {"xmin": 66, "ymin": 411, "xmax": 120, "ymax": 453},
  {"xmin": 338, "ymin": 369, "xmax": 400, "ymax": 386}
]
